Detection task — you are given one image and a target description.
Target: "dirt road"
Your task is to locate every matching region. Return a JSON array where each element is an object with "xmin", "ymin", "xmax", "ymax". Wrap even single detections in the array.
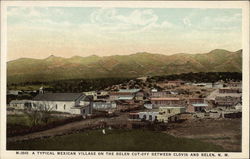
[{"xmin": 7, "ymin": 113, "xmax": 129, "ymax": 143}]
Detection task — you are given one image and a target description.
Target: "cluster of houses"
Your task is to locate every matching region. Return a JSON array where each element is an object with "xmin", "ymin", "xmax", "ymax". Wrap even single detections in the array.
[{"xmin": 8, "ymin": 80, "xmax": 242, "ymax": 123}]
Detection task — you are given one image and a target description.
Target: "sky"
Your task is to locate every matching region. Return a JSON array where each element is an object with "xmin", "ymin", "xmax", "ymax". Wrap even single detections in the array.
[{"xmin": 7, "ymin": 7, "xmax": 242, "ymax": 61}]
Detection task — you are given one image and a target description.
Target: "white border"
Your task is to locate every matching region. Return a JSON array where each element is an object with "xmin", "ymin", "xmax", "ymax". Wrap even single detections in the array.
[{"xmin": 1, "ymin": 1, "xmax": 249, "ymax": 159}]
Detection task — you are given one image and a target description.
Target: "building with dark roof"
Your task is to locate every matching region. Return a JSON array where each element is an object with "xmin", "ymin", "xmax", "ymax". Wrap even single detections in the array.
[{"xmin": 32, "ymin": 93, "xmax": 92, "ymax": 115}]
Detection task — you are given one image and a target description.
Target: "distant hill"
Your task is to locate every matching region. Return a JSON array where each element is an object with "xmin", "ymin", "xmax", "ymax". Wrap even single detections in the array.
[{"xmin": 7, "ymin": 49, "xmax": 242, "ymax": 83}]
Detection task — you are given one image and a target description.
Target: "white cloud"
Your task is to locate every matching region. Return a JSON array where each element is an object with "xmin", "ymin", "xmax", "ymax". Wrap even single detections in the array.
[{"xmin": 90, "ymin": 8, "xmax": 172, "ymax": 33}]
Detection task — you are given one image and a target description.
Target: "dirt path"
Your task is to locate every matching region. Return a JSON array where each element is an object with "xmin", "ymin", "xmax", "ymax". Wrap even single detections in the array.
[{"xmin": 7, "ymin": 113, "xmax": 129, "ymax": 143}]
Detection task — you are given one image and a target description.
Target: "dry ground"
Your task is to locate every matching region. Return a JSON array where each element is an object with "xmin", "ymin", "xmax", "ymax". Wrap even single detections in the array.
[{"xmin": 165, "ymin": 118, "xmax": 242, "ymax": 152}]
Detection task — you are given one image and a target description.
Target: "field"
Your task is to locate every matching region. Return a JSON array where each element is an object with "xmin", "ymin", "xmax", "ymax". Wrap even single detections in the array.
[
  {"xmin": 7, "ymin": 129, "xmax": 225, "ymax": 151},
  {"xmin": 166, "ymin": 118, "xmax": 242, "ymax": 152},
  {"xmin": 7, "ymin": 112, "xmax": 69, "ymax": 137}
]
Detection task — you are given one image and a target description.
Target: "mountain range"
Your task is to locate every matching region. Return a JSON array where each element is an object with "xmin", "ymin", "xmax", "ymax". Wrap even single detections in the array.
[{"xmin": 7, "ymin": 49, "xmax": 242, "ymax": 84}]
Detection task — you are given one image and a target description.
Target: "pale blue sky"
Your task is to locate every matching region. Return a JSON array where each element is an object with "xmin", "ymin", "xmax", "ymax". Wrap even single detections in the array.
[{"xmin": 7, "ymin": 7, "xmax": 242, "ymax": 60}]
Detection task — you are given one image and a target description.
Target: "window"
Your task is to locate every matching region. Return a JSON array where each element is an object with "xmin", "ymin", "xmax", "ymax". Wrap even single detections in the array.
[
  {"xmin": 64, "ymin": 104, "xmax": 66, "ymax": 110},
  {"xmin": 168, "ymin": 109, "xmax": 171, "ymax": 113},
  {"xmin": 149, "ymin": 115, "xmax": 152, "ymax": 121},
  {"xmin": 82, "ymin": 109, "xmax": 85, "ymax": 114},
  {"xmin": 55, "ymin": 104, "xmax": 57, "ymax": 110}
]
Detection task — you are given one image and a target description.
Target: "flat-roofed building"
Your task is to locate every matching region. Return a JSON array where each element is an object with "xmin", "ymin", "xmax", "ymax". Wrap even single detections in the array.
[
  {"xmin": 215, "ymin": 94, "xmax": 242, "ymax": 107},
  {"xmin": 157, "ymin": 106, "xmax": 186, "ymax": 123},
  {"xmin": 219, "ymin": 88, "xmax": 241, "ymax": 94},
  {"xmin": 151, "ymin": 97, "xmax": 183, "ymax": 108}
]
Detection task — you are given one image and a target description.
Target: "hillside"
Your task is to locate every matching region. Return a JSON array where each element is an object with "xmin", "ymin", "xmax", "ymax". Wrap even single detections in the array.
[{"xmin": 7, "ymin": 49, "xmax": 242, "ymax": 83}]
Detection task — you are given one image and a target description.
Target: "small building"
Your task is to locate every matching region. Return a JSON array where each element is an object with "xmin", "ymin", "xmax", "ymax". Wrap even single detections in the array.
[
  {"xmin": 193, "ymin": 83, "xmax": 213, "ymax": 88},
  {"xmin": 187, "ymin": 98, "xmax": 208, "ymax": 112},
  {"xmin": 219, "ymin": 88, "xmax": 241, "ymax": 94},
  {"xmin": 215, "ymin": 94, "xmax": 242, "ymax": 107},
  {"xmin": 7, "ymin": 90, "xmax": 21, "ymax": 95},
  {"xmin": 167, "ymin": 80, "xmax": 185, "ymax": 87},
  {"xmin": 32, "ymin": 93, "xmax": 92, "ymax": 115},
  {"xmin": 227, "ymin": 82, "xmax": 242, "ymax": 88},
  {"xmin": 118, "ymin": 89, "xmax": 140, "ymax": 93},
  {"xmin": 188, "ymin": 103, "xmax": 208, "ymax": 112},
  {"xmin": 234, "ymin": 103, "xmax": 242, "ymax": 111},
  {"xmin": 93, "ymin": 101, "xmax": 116, "ymax": 111},
  {"xmin": 144, "ymin": 103, "xmax": 153, "ymax": 109},
  {"xmin": 157, "ymin": 107, "xmax": 186, "ymax": 123},
  {"xmin": 128, "ymin": 111, "xmax": 159, "ymax": 122},
  {"xmin": 212, "ymin": 83, "xmax": 224, "ymax": 89},
  {"xmin": 151, "ymin": 91, "xmax": 170, "ymax": 98},
  {"xmin": 83, "ymin": 91, "xmax": 97, "ymax": 100},
  {"xmin": 151, "ymin": 88, "xmax": 158, "ymax": 92},
  {"xmin": 97, "ymin": 91, "xmax": 109, "ymax": 96},
  {"xmin": 188, "ymin": 98, "xmax": 205, "ymax": 104},
  {"xmin": 110, "ymin": 89, "xmax": 139, "ymax": 102},
  {"xmin": 151, "ymin": 97, "xmax": 183, "ymax": 108},
  {"xmin": 135, "ymin": 91, "xmax": 144, "ymax": 101}
]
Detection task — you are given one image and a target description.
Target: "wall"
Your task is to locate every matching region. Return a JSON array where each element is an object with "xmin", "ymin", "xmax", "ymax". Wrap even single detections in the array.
[
  {"xmin": 32, "ymin": 101, "xmax": 75, "ymax": 113},
  {"xmin": 138, "ymin": 112, "xmax": 159, "ymax": 121},
  {"xmin": 157, "ymin": 107, "xmax": 186, "ymax": 122}
]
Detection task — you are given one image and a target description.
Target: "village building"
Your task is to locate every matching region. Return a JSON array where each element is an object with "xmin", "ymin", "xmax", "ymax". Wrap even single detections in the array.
[
  {"xmin": 7, "ymin": 90, "xmax": 21, "ymax": 95},
  {"xmin": 144, "ymin": 101, "xmax": 153, "ymax": 109},
  {"xmin": 215, "ymin": 94, "xmax": 242, "ymax": 107},
  {"xmin": 32, "ymin": 93, "xmax": 92, "ymax": 116},
  {"xmin": 227, "ymin": 81, "xmax": 242, "ymax": 88},
  {"xmin": 83, "ymin": 91, "xmax": 97, "ymax": 100},
  {"xmin": 212, "ymin": 82, "xmax": 224, "ymax": 89},
  {"xmin": 151, "ymin": 91, "xmax": 171, "ymax": 98},
  {"xmin": 109, "ymin": 92, "xmax": 135, "ymax": 101},
  {"xmin": 186, "ymin": 98, "xmax": 208, "ymax": 112},
  {"xmin": 219, "ymin": 88, "xmax": 242, "ymax": 94},
  {"xmin": 97, "ymin": 91, "xmax": 109, "ymax": 96},
  {"xmin": 188, "ymin": 98, "xmax": 205, "ymax": 104},
  {"xmin": 167, "ymin": 80, "xmax": 185, "ymax": 86},
  {"xmin": 109, "ymin": 89, "xmax": 140, "ymax": 102},
  {"xmin": 188, "ymin": 103, "xmax": 208, "ymax": 112},
  {"xmin": 157, "ymin": 107, "xmax": 186, "ymax": 123},
  {"xmin": 234, "ymin": 103, "xmax": 242, "ymax": 111},
  {"xmin": 150, "ymin": 97, "xmax": 183, "ymax": 108},
  {"xmin": 192, "ymin": 83, "xmax": 213, "ymax": 88},
  {"xmin": 151, "ymin": 88, "xmax": 158, "ymax": 92},
  {"xmin": 92, "ymin": 101, "xmax": 116, "ymax": 111},
  {"xmin": 128, "ymin": 111, "xmax": 159, "ymax": 122},
  {"xmin": 135, "ymin": 91, "xmax": 144, "ymax": 101}
]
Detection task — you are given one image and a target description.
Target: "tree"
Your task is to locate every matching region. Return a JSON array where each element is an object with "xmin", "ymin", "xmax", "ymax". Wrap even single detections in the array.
[{"xmin": 24, "ymin": 102, "xmax": 53, "ymax": 127}]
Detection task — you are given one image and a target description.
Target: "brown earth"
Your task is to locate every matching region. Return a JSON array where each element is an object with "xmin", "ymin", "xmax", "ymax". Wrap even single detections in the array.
[{"xmin": 165, "ymin": 118, "xmax": 242, "ymax": 152}]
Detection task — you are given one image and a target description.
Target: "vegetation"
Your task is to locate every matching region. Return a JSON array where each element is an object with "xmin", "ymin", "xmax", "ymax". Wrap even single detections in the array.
[
  {"xmin": 7, "ymin": 113, "xmax": 65, "ymax": 130},
  {"xmin": 7, "ymin": 112, "xmax": 66, "ymax": 136},
  {"xmin": 7, "ymin": 129, "xmax": 225, "ymax": 151},
  {"xmin": 150, "ymin": 72, "xmax": 242, "ymax": 83},
  {"xmin": 8, "ymin": 78, "xmax": 131, "ymax": 93}
]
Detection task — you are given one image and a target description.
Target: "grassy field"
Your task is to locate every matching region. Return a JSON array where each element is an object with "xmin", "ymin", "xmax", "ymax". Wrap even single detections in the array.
[
  {"xmin": 7, "ymin": 129, "xmax": 225, "ymax": 151},
  {"xmin": 7, "ymin": 113, "xmax": 66, "ymax": 133}
]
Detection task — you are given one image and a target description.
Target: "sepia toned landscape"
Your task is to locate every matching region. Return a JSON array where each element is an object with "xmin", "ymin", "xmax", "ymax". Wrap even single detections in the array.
[{"xmin": 6, "ymin": 7, "xmax": 243, "ymax": 152}]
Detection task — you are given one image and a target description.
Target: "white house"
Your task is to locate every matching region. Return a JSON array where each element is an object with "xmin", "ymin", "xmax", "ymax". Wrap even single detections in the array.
[
  {"xmin": 32, "ymin": 93, "xmax": 92, "ymax": 116},
  {"xmin": 93, "ymin": 101, "xmax": 116, "ymax": 111}
]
